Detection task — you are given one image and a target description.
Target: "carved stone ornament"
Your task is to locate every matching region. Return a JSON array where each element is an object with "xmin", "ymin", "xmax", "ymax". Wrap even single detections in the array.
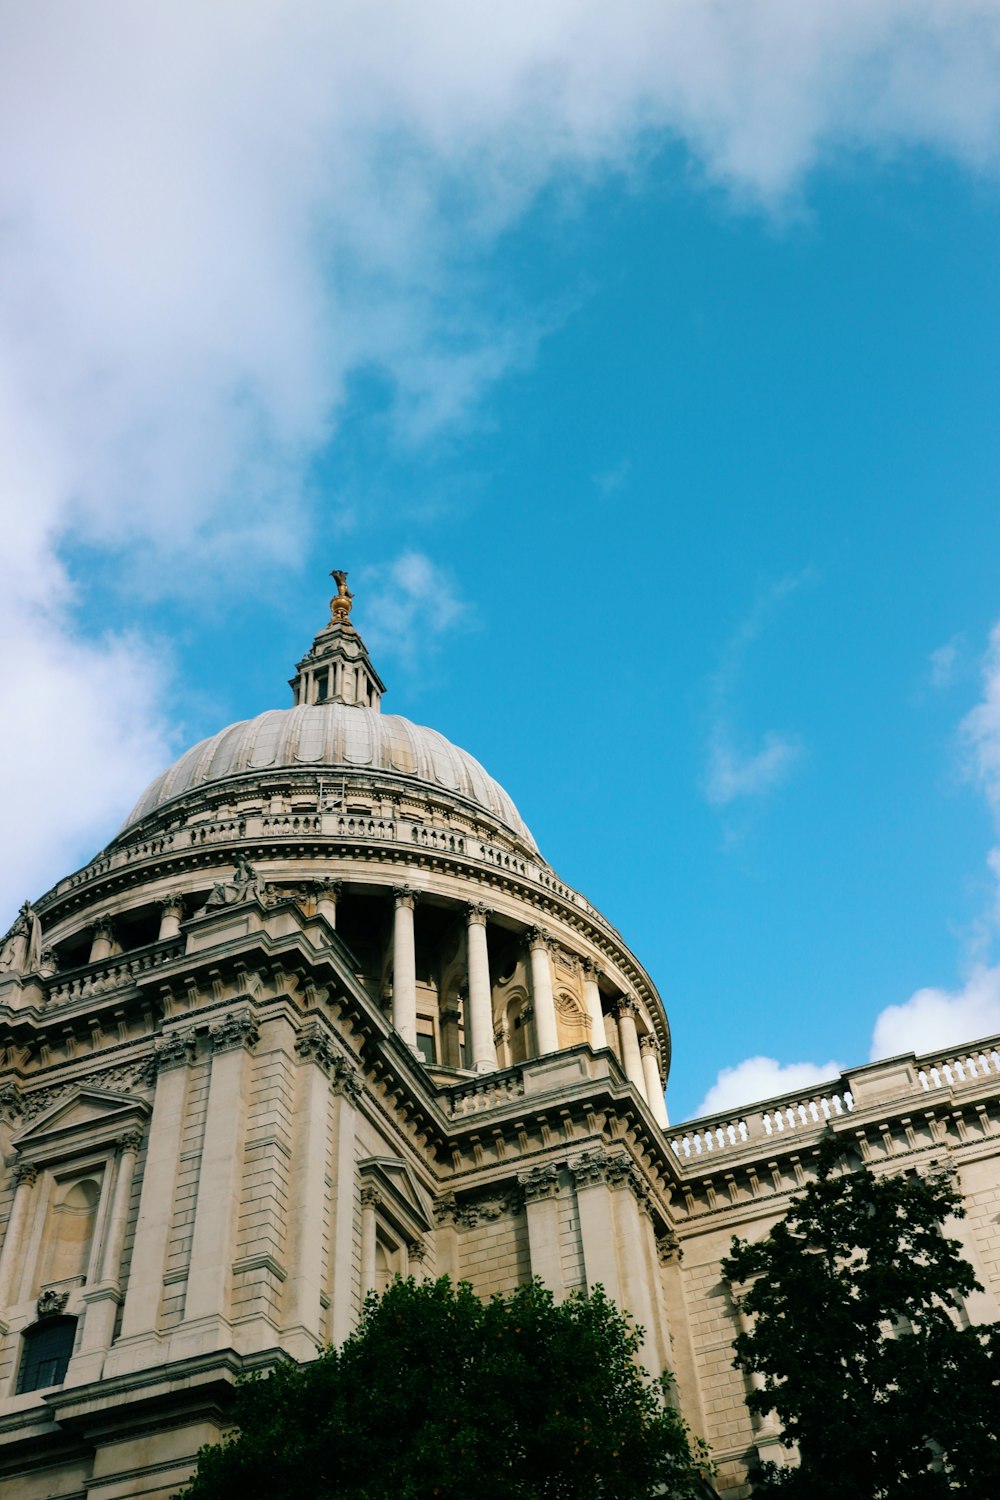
[
  {"xmin": 393, "ymin": 886, "xmax": 417, "ymax": 909},
  {"xmin": 517, "ymin": 1163, "xmax": 559, "ymax": 1203},
  {"xmin": 433, "ymin": 1190, "xmax": 516, "ymax": 1229},
  {"xmin": 329, "ymin": 1056, "xmax": 363, "ymax": 1103},
  {"xmin": 526, "ymin": 926, "xmax": 553, "ymax": 951},
  {"xmin": 466, "ymin": 902, "xmax": 490, "ymax": 925},
  {"xmin": 116, "ymin": 1128, "xmax": 144, "ymax": 1155},
  {"xmin": 0, "ymin": 1082, "xmax": 23, "ymax": 1123},
  {"xmin": 314, "ymin": 878, "xmax": 342, "ymax": 901},
  {"xmin": 14, "ymin": 1162, "xmax": 38, "ymax": 1189},
  {"xmin": 639, "ymin": 1033, "xmax": 661, "ymax": 1059},
  {"xmin": 209, "ymin": 1008, "xmax": 260, "ymax": 1054},
  {"xmin": 151, "ymin": 1030, "xmax": 197, "ymax": 1074},
  {"xmin": 0, "ymin": 900, "xmax": 42, "ymax": 976},
  {"xmin": 360, "ymin": 1184, "xmax": 382, "ymax": 1210},
  {"xmin": 36, "ymin": 1289, "xmax": 69, "ymax": 1319},
  {"xmin": 205, "ymin": 853, "xmax": 268, "ymax": 910},
  {"xmin": 570, "ymin": 1148, "xmax": 643, "ymax": 1200},
  {"xmin": 407, "ymin": 1238, "xmax": 427, "ymax": 1264},
  {"xmin": 295, "ymin": 1023, "xmax": 338, "ymax": 1072},
  {"xmin": 656, "ymin": 1230, "xmax": 682, "ymax": 1266}
]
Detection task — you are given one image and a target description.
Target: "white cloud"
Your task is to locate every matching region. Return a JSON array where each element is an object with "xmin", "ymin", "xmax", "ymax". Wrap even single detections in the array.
[
  {"xmin": 693, "ymin": 1054, "xmax": 843, "ymax": 1117},
  {"xmin": 928, "ymin": 635, "xmax": 964, "ymax": 690},
  {"xmin": 703, "ymin": 572, "xmax": 813, "ymax": 810},
  {"xmin": 358, "ymin": 552, "xmax": 469, "ymax": 668},
  {"xmin": 705, "ymin": 732, "xmax": 803, "ymax": 807},
  {"xmin": 870, "ymin": 963, "xmax": 1000, "ymax": 1061},
  {"xmin": 3, "ymin": 3, "xmax": 1000, "ymax": 911}
]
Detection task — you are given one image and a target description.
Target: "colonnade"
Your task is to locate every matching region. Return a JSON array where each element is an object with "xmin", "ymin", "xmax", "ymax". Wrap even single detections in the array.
[{"xmin": 350, "ymin": 884, "xmax": 669, "ymax": 1124}]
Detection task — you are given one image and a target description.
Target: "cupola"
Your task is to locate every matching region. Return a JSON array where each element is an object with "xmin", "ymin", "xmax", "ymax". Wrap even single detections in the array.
[{"xmin": 289, "ymin": 570, "xmax": 386, "ymax": 709}]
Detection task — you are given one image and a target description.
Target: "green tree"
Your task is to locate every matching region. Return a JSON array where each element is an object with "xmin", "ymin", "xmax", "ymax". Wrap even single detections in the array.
[
  {"xmin": 178, "ymin": 1277, "xmax": 711, "ymax": 1500},
  {"xmin": 721, "ymin": 1139, "xmax": 1000, "ymax": 1498}
]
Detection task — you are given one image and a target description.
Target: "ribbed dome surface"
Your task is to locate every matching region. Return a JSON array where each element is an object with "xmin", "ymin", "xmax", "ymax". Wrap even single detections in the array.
[{"xmin": 119, "ymin": 703, "xmax": 536, "ymax": 850}]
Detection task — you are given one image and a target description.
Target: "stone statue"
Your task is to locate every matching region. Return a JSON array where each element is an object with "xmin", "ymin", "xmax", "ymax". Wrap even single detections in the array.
[
  {"xmin": 329, "ymin": 569, "xmax": 354, "ymax": 625},
  {"xmin": 205, "ymin": 854, "xmax": 267, "ymax": 909},
  {"xmin": 0, "ymin": 901, "xmax": 43, "ymax": 975}
]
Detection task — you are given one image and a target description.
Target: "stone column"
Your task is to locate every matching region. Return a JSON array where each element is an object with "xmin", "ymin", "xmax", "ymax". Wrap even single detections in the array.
[
  {"xmin": 315, "ymin": 879, "xmax": 341, "ymax": 929},
  {"xmin": 615, "ymin": 998, "xmax": 647, "ymax": 1100},
  {"xmin": 182, "ymin": 1009, "xmax": 259, "ymax": 1332},
  {"xmin": 115, "ymin": 1033, "xmax": 194, "ymax": 1347},
  {"xmin": 519, "ymin": 1165, "xmax": 564, "ymax": 1299},
  {"xmin": 640, "ymin": 1034, "xmax": 669, "ymax": 1127},
  {"xmin": 728, "ymin": 1279, "xmax": 781, "ymax": 1440},
  {"xmin": 392, "ymin": 889, "xmax": 418, "ymax": 1050},
  {"xmin": 527, "ymin": 929, "xmax": 559, "ymax": 1056},
  {"xmin": 466, "ymin": 904, "xmax": 497, "ymax": 1074},
  {"xmin": 581, "ymin": 958, "xmax": 606, "ymax": 1050},
  {"xmin": 284, "ymin": 1027, "xmax": 334, "ymax": 1356},
  {"xmin": 327, "ymin": 1060, "xmax": 361, "ymax": 1345},
  {"xmin": 571, "ymin": 1151, "xmax": 623, "ymax": 1305},
  {"xmin": 89, "ymin": 917, "xmax": 116, "ymax": 964},
  {"xmin": 360, "ymin": 1185, "xmax": 381, "ymax": 1297},
  {"xmin": 0, "ymin": 1164, "xmax": 38, "ymax": 1321},
  {"xmin": 73, "ymin": 1129, "xmax": 144, "ymax": 1378},
  {"xmin": 157, "ymin": 897, "xmax": 185, "ymax": 942}
]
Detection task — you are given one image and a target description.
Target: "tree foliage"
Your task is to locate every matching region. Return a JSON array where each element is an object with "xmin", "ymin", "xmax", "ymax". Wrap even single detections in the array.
[
  {"xmin": 721, "ymin": 1139, "xmax": 1000, "ymax": 1498},
  {"xmin": 177, "ymin": 1276, "xmax": 710, "ymax": 1500}
]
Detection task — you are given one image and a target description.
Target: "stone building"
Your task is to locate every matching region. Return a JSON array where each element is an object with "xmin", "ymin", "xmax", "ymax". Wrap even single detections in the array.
[{"xmin": 0, "ymin": 578, "xmax": 998, "ymax": 1497}]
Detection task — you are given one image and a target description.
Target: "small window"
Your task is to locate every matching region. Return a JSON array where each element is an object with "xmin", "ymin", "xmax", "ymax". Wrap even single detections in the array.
[
  {"xmin": 18, "ymin": 1316, "xmax": 76, "ymax": 1394},
  {"xmin": 415, "ymin": 1022, "xmax": 437, "ymax": 1066}
]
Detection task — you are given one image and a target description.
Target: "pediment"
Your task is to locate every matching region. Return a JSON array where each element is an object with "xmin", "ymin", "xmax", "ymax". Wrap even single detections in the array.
[
  {"xmin": 12, "ymin": 1087, "xmax": 149, "ymax": 1164},
  {"xmin": 359, "ymin": 1155, "xmax": 433, "ymax": 1235}
]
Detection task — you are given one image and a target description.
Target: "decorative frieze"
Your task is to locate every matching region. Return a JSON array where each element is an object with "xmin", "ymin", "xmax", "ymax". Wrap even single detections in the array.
[{"xmin": 151, "ymin": 1030, "xmax": 198, "ymax": 1074}]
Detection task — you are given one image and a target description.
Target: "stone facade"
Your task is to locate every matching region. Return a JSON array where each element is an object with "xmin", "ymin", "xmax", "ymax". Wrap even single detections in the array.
[{"xmin": 0, "ymin": 592, "xmax": 997, "ymax": 1497}]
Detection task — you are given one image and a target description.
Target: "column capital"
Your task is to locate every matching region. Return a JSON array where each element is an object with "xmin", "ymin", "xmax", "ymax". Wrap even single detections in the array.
[
  {"xmin": 465, "ymin": 901, "xmax": 491, "ymax": 926},
  {"xmin": 158, "ymin": 894, "xmax": 185, "ymax": 917},
  {"xmin": 526, "ymin": 925, "xmax": 553, "ymax": 951},
  {"xmin": 149, "ymin": 1028, "xmax": 197, "ymax": 1074},
  {"xmin": 639, "ymin": 1032, "xmax": 660, "ymax": 1057},
  {"xmin": 518, "ymin": 1163, "xmax": 560, "ymax": 1203},
  {"xmin": 656, "ymin": 1230, "xmax": 682, "ymax": 1266},
  {"xmin": 209, "ymin": 1007, "xmax": 260, "ymax": 1054},
  {"xmin": 14, "ymin": 1162, "xmax": 37, "ymax": 1189},
  {"xmin": 115, "ymin": 1128, "xmax": 144, "ymax": 1156},
  {"xmin": 614, "ymin": 994, "xmax": 639, "ymax": 1019},
  {"xmin": 314, "ymin": 878, "xmax": 342, "ymax": 900},
  {"xmin": 580, "ymin": 955, "xmax": 603, "ymax": 978},
  {"xmin": 393, "ymin": 886, "xmax": 417, "ymax": 909},
  {"xmin": 90, "ymin": 916, "xmax": 116, "ymax": 941},
  {"xmin": 360, "ymin": 1184, "xmax": 382, "ymax": 1210}
]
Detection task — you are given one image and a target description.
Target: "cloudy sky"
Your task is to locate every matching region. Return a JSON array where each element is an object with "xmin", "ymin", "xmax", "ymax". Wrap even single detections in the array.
[{"xmin": 3, "ymin": 2, "xmax": 1000, "ymax": 1119}]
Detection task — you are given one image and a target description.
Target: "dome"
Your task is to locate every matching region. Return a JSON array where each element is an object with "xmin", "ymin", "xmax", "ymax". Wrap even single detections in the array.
[{"xmin": 118, "ymin": 702, "xmax": 537, "ymax": 851}]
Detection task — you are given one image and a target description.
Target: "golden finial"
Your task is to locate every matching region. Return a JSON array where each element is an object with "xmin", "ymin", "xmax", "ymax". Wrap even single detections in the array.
[{"xmin": 329, "ymin": 569, "xmax": 353, "ymax": 626}]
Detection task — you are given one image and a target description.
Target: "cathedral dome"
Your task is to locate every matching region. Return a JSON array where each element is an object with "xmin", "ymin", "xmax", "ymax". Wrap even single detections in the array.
[{"xmin": 119, "ymin": 701, "xmax": 536, "ymax": 850}]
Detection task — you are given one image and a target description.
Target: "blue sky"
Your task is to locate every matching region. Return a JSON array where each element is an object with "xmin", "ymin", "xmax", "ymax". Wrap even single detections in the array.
[{"xmin": 3, "ymin": 5, "xmax": 1000, "ymax": 1120}]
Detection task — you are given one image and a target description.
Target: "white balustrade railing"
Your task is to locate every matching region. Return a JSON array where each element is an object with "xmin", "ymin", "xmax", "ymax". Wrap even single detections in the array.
[
  {"xmin": 918, "ymin": 1046, "xmax": 1000, "ymax": 1091},
  {"xmin": 671, "ymin": 1088, "xmax": 854, "ymax": 1160}
]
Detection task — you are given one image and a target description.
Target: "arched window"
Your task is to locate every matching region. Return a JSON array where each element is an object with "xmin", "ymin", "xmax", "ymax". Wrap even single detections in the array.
[{"xmin": 17, "ymin": 1316, "xmax": 77, "ymax": 1394}]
